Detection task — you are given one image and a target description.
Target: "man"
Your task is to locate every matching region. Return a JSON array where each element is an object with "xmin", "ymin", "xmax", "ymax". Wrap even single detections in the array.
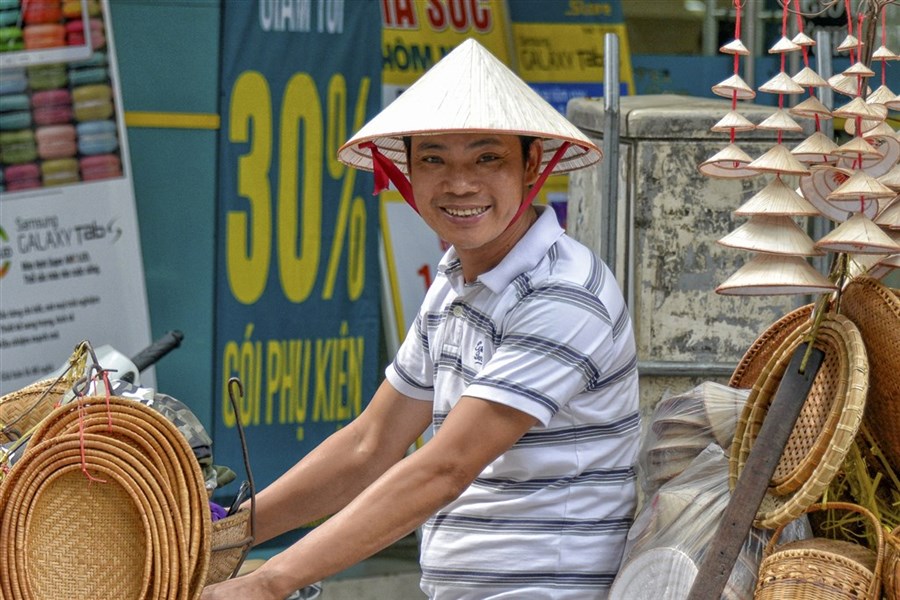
[{"xmin": 203, "ymin": 38, "xmax": 639, "ymax": 600}]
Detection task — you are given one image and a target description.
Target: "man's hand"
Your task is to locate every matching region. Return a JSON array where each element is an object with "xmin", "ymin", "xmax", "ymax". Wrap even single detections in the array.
[{"xmin": 200, "ymin": 570, "xmax": 286, "ymax": 600}]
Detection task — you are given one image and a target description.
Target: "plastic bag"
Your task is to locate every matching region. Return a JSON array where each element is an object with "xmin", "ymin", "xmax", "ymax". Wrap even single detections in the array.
[{"xmin": 638, "ymin": 382, "xmax": 749, "ymax": 498}]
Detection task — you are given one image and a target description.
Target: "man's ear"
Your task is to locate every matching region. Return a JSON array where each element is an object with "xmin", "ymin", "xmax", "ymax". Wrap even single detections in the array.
[{"xmin": 525, "ymin": 139, "xmax": 543, "ymax": 186}]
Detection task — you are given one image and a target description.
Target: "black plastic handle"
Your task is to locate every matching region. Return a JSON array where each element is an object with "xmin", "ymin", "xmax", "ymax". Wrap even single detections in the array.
[{"xmin": 129, "ymin": 330, "xmax": 184, "ymax": 373}]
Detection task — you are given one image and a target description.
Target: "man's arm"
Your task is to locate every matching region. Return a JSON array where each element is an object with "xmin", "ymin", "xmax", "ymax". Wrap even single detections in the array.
[
  {"xmin": 248, "ymin": 379, "xmax": 434, "ymax": 544},
  {"xmin": 202, "ymin": 394, "xmax": 537, "ymax": 599}
]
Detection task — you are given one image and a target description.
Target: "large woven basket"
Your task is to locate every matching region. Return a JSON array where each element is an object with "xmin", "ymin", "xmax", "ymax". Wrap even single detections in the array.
[
  {"xmin": 0, "ymin": 377, "xmax": 68, "ymax": 443},
  {"xmin": 729, "ymin": 303, "xmax": 814, "ymax": 390},
  {"xmin": 887, "ymin": 526, "xmax": 900, "ymax": 600},
  {"xmin": 840, "ymin": 276, "xmax": 900, "ymax": 472},
  {"xmin": 754, "ymin": 502, "xmax": 883, "ymax": 600},
  {"xmin": 730, "ymin": 313, "xmax": 869, "ymax": 529}
]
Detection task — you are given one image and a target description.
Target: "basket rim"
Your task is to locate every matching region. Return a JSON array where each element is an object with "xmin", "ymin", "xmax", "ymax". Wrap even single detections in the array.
[{"xmin": 729, "ymin": 303, "xmax": 814, "ymax": 389}]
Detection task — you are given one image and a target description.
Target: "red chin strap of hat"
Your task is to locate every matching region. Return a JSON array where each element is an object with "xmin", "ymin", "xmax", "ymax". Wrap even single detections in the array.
[
  {"xmin": 361, "ymin": 141, "xmax": 418, "ymax": 213},
  {"xmin": 507, "ymin": 141, "xmax": 571, "ymax": 229}
]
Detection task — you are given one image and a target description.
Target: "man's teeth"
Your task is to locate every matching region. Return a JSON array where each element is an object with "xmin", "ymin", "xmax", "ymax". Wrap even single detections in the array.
[{"xmin": 444, "ymin": 206, "xmax": 487, "ymax": 217}]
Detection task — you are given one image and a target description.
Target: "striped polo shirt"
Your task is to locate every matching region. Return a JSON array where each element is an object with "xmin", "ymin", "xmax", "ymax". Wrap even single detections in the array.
[{"xmin": 386, "ymin": 207, "xmax": 641, "ymax": 599}]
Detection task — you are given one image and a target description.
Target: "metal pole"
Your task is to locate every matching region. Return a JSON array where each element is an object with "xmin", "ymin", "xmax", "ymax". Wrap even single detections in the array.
[
  {"xmin": 703, "ymin": 0, "xmax": 719, "ymax": 56},
  {"xmin": 743, "ymin": 0, "xmax": 757, "ymax": 90},
  {"xmin": 602, "ymin": 32, "xmax": 620, "ymax": 274}
]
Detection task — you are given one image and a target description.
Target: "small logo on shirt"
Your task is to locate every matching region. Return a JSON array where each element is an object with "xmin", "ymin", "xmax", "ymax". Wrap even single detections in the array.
[{"xmin": 473, "ymin": 340, "xmax": 484, "ymax": 367}]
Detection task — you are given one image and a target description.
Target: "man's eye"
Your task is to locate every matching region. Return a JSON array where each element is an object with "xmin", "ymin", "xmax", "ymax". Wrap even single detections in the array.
[
  {"xmin": 421, "ymin": 155, "xmax": 442, "ymax": 164},
  {"xmin": 478, "ymin": 154, "xmax": 499, "ymax": 163}
]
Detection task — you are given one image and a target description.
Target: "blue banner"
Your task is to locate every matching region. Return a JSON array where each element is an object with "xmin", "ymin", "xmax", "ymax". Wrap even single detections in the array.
[{"xmin": 214, "ymin": 0, "xmax": 382, "ymax": 518}]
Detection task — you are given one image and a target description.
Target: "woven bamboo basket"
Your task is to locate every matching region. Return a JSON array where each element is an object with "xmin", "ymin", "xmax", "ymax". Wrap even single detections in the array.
[
  {"xmin": 886, "ymin": 526, "xmax": 900, "ymax": 600},
  {"xmin": 204, "ymin": 377, "xmax": 256, "ymax": 587},
  {"xmin": 754, "ymin": 502, "xmax": 883, "ymax": 600},
  {"xmin": 0, "ymin": 377, "xmax": 69, "ymax": 443},
  {"xmin": 730, "ymin": 313, "xmax": 868, "ymax": 529},
  {"xmin": 28, "ymin": 397, "xmax": 210, "ymax": 592},
  {"xmin": 729, "ymin": 303, "xmax": 814, "ymax": 390},
  {"xmin": 840, "ymin": 276, "xmax": 900, "ymax": 472}
]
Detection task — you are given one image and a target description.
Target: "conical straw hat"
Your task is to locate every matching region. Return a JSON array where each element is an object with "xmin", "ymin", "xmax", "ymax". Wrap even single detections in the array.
[
  {"xmin": 717, "ymin": 215, "xmax": 823, "ymax": 255},
  {"xmin": 720, "ymin": 39, "xmax": 750, "ymax": 55},
  {"xmin": 769, "ymin": 36, "xmax": 801, "ymax": 54},
  {"xmin": 832, "ymin": 136, "xmax": 882, "ymax": 158},
  {"xmin": 827, "ymin": 169, "xmax": 896, "ymax": 201},
  {"xmin": 734, "ymin": 176, "xmax": 819, "ymax": 216},
  {"xmin": 698, "ymin": 144, "xmax": 758, "ymax": 178},
  {"xmin": 789, "ymin": 96, "xmax": 832, "ymax": 119},
  {"xmin": 338, "ymin": 38, "xmax": 601, "ymax": 175},
  {"xmin": 829, "ymin": 73, "xmax": 872, "ymax": 97},
  {"xmin": 759, "ymin": 72, "xmax": 805, "ymax": 95},
  {"xmin": 711, "ymin": 110, "xmax": 756, "ymax": 133},
  {"xmin": 712, "ymin": 74, "xmax": 756, "ymax": 100},
  {"xmin": 887, "ymin": 94, "xmax": 900, "ymax": 111},
  {"xmin": 791, "ymin": 131, "xmax": 839, "ymax": 164},
  {"xmin": 748, "ymin": 144, "xmax": 810, "ymax": 175},
  {"xmin": 875, "ymin": 197, "xmax": 900, "ymax": 229},
  {"xmin": 791, "ymin": 66, "xmax": 828, "ymax": 88},
  {"xmin": 833, "ymin": 97, "xmax": 887, "ymax": 120},
  {"xmin": 792, "ymin": 32, "xmax": 816, "ymax": 47},
  {"xmin": 879, "ymin": 164, "xmax": 900, "ymax": 190},
  {"xmin": 715, "ymin": 253, "xmax": 836, "ymax": 295},
  {"xmin": 837, "ymin": 131, "xmax": 900, "ymax": 178},
  {"xmin": 867, "ymin": 84, "xmax": 897, "ymax": 106},
  {"xmin": 843, "ymin": 61, "xmax": 876, "ymax": 78},
  {"xmin": 847, "ymin": 252, "xmax": 887, "ymax": 278},
  {"xmin": 800, "ymin": 165, "xmax": 879, "ymax": 222},
  {"xmin": 757, "ymin": 109, "xmax": 803, "ymax": 133},
  {"xmin": 837, "ymin": 34, "xmax": 862, "ymax": 52},
  {"xmin": 815, "ymin": 212, "xmax": 900, "ymax": 254},
  {"xmin": 869, "ymin": 250, "xmax": 900, "ymax": 279},
  {"xmin": 842, "ymin": 117, "xmax": 884, "ymax": 136},
  {"xmin": 872, "ymin": 45, "xmax": 898, "ymax": 61}
]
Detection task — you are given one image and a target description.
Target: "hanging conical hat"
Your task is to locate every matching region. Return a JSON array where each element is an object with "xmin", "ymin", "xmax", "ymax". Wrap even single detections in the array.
[
  {"xmin": 887, "ymin": 94, "xmax": 900, "ymax": 111},
  {"xmin": 756, "ymin": 109, "xmax": 803, "ymax": 133},
  {"xmin": 717, "ymin": 215, "xmax": 822, "ymax": 255},
  {"xmin": 815, "ymin": 212, "xmax": 900, "ymax": 254},
  {"xmin": 720, "ymin": 39, "xmax": 750, "ymax": 55},
  {"xmin": 769, "ymin": 36, "xmax": 801, "ymax": 54},
  {"xmin": 698, "ymin": 144, "xmax": 758, "ymax": 178},
  {"xmin": 827, "ymin": 169, "xmax": 896, "ymax": 201},
  {"xmin": 869, "ymin": 251, "xmax": 900, "ymax": 279},
  {"xmin": 748, "ymin": 144, "xmax": 809, "ymax": 175},
  {"xmin": 791, "ymin": 66, "xmax": 828, "ymax": 88},
  {"xmin": 712, "ymin": 74, "xmax": 756, "ymax": 100},
  {"xmin": 789, "ymin": 96, "xmax": 832, "ymax": 119},
  {"xmin": 878, "ymin": 164, "xmax": 900, "ymax": 190},
  {"xmin": 791, "ymin": 32, "xmax": 816, "ymax": 47},
  {"xmin": 837, "ymin": 34, "xmax": 862, "ymax": 52},
  {"xmin": 872, "ymin": 45, "xmax": 898, "ymax": 61},
  {"xmin": 791, "ymin": 131, "xmax": 839, "ymax": 164},
  {"xmin": 848, "ymin": 252, "xmax": 887, "ymax": 278},
  {"xmin": 832, "ymin": 136, "xmax": 883, "ymax": 158},
  {"xmin": 836, "ymin": 131, "xmax": 900, "ymax": 178},
  {"xmin": 711, "ymin": 111, "xmax": 756, "ymax": 133},
  {"xmin": 759, "ymin": 72, "xmax": 805, "ymax": 95},
  {"xmin": 715, "ymin": 254, "xmax": 836, "ymax": 296},
  {"xmin": 867, "ymin": 84, "xmax": 897, "ymax": 105},
  {"xmin": 842, "ymin": 117, "xmax": 884, "ymax": 136},
  {"xmin": 875, "ymin": 197, "xmax": 900, "ymax": 229},
  {"xmin": 800, "ymin": 165, "xmax": 879, "ymax": 222},
  {"xmin": 833, "ymin": 97, "xmax": 887, "ymax": 120},
  {"xmin": 843, "ymin": 61, "xmax": 876, "ymax": 78},
  {"xmin": 829, "ymin": 73, "xmax": 872, "ymax": 97},
  {"xmin": 338, "ymin": 38, "xmax": 601, "ymax": 175},
  {"xmin": 735, "ymin": 176, "xmax": 819, "ymax": 216}
]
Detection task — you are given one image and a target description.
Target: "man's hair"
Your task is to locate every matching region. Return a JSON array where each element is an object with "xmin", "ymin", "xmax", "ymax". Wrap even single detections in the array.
[{"xmin": 403, "ymin": 135, "xmax": 538, "ymax": 170}]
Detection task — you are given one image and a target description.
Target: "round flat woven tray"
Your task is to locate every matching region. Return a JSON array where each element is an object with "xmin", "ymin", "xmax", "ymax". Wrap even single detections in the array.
[
  {"xmin": 0, "ymin": 433, "xmax": 181, "ymax": 600},
  {"xmin": 28, "ymin": 398, "xmax": 210, "ymax": 594},
  {"xmin": 729, "ymin": 313, "xmax": 868, "ymax": 529},
  {"xmin": 0, "ymin": 378, "xmax": 69, "ymax": 443},
  {"xmin": 840, "ymin": 276, "xmax": 900, "ymax": 472},
  {"xmin": 729, "ymin": 303, "xmax": 814, "ymax": 390}
]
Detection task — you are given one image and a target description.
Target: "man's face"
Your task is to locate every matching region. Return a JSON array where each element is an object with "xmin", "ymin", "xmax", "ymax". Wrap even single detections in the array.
[{"xmin": 408, "ymin": 133, "xmax": 541, "ymax": 255}]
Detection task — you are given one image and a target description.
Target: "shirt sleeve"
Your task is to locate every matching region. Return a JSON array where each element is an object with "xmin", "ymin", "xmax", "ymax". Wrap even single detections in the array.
[{"xmin": 385, "ymin": 312, "xmax": 435, "ymax": 401}]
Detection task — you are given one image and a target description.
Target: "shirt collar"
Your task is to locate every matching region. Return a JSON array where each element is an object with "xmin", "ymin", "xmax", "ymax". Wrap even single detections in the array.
[{"xmin": 438, "ymin": 206, "xmax": 564, "ymax": 294}]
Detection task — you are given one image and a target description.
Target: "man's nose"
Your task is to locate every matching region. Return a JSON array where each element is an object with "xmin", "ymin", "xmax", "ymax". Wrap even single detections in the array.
[{"xmin": 442, "ymin": 164, "xmax": 480, "ymax": 195}]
